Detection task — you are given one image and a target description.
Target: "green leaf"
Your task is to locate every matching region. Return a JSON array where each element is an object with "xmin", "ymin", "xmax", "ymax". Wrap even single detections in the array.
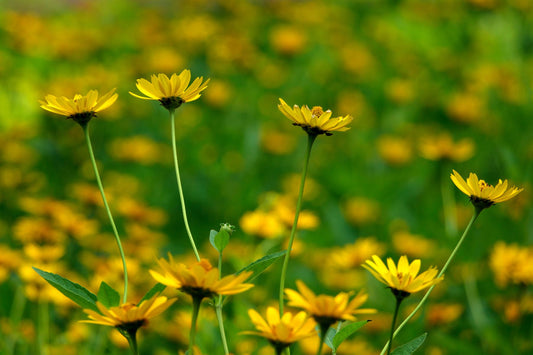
[
  {"xmin": 324, "ymin": 327, "xmax": 337, "ymax": 350},
  {"xmin": 236, "ymin": 250, "xmax": 286, "ymax": 282},
  {"xmin": 97, "ymin": 281, "xmax": 120, "ymax": 308},
  {"xmin": 391, "ymin": 333, "xmax": 428, "ymax": 355},
  {"xmin": 33, "ymin": 267, "xmax": 98, "ymax": 312},
  {"xmin": 209, "ymin": 229, "xmax": 230, "ymax": 253},
  {"xmin": 139, "ymin": 283, "xmax": 166, "ymax": 304},
  {"xmin": 332, "ymin": 320, "xmax": 370, "ymax": 349}
]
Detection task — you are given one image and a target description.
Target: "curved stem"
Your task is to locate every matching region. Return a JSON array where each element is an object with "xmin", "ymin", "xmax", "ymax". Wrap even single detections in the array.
[
  {"xmin": 278, "ymin": 134, "xmax": 316, "ymax": 315},
  {"xmin": 379, "ymin": 208, "xmax": 482, "ymax": 355},
  {"xmin": 215, "ymin": 253, "xmax": 229, "ymax": 355},
  {"xmin": 170, "ymin": 110, "xmax": 201, "ymax": 261},
  {"xmin": 83, "ymin": 125, "xmax": 128, "ymax": 304},
  {"xmin": 189, "ymin": 297, "xmax": 203, "ymax": 354}
]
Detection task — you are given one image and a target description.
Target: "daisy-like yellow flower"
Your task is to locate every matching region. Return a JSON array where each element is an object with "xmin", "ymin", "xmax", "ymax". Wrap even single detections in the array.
[
  {"xmin": 363, "ymin": 255, "xmax": 443, "ymax": 298},
  {"xmin": 149, "ymin": 256, "xmax": 253, "ymax": 300},
  {"xmin": 243, "ymin": 306, "xmax": 316, "ymax": 354},
  {"xmin": 450, "ymin": 170, "xmax": 523, "ymax": 210},
  {"xmin": 285, "ymin": 280, "xmax": 376, "ymax": 325},
  {"xmin": 82, "ymin": 295, "xmax": 176, "ymax": 348},
  {"xmin": 39, "ymin": 89, "xmax": 118, "ymax": 126},
  {"xmin": 130, "ymin": 70, "xmax": 210, "ymax": 110},
  {"xmin": 278, "ymin": 98, "xmax": 353, "ymax": 136}
]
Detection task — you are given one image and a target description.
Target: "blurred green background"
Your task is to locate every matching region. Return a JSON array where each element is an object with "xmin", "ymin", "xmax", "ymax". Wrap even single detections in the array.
[{"xmin": 1, "ymin": 0, "xmax": 532, "ymax": 354}]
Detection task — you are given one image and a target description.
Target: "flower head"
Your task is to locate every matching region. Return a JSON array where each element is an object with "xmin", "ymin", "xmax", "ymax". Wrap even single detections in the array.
[
  {"xmin": 363, "ymin": 255, "xmax": 443, "ymax": 299},
  {"xmin": 39, "ymin": 89, "xmax": 118, "ymax": 126},
  {"xmin": 82, "ymin": 295, "xmax": 176, "ymax": 339},
  {"xmin": 450, "ymin": 170, "xmax": 523, "ymax": 210},
  {"xmin": 278, "ymin": 98, "xmax": 353, "ymax": 136},
  {"xmin": 243, "ymin": 306, "xmax": 316, "ymax": 353},
  {"xmin": 130, "ymin": 70, "xmax": 210, "ymax": 110},
  {"xmin": 285, "ymin": 280, "xmax": 376, "ymax": 328},
  {"xmin": 149, "ymin": 256, "xmax": 253, "ymax": 300}
]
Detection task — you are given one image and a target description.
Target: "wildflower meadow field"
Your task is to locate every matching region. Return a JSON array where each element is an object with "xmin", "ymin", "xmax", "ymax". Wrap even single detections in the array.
[{"xmin": 1, "ymin": 0, "xmax": 532, "ymax": 354}]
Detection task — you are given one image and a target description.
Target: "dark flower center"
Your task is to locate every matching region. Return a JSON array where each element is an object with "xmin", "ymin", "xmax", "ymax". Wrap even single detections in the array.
[
  {"xmin": 159, "ymin": 96, "xmax": 184, "ymax": 110},
  {"xmin": 69, "ymin": 112, "xmax": 96, "ymax": 127}
]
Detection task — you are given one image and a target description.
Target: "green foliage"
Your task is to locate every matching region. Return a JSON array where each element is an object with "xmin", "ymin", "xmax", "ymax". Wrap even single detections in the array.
[
  {"xmin": 325, "ymin": 320, "xmax": 371, "ymax": 351},
  {"xmin": 391, "ymin": 333, "xmax": 428, "ymax": 355},
  {"xmin": 236, "ymin": 250, "xmax": 286, "ymax": 282},
  {"xmin": 97, "ymin": 281, "xmax": 120, "ymax": 308}
]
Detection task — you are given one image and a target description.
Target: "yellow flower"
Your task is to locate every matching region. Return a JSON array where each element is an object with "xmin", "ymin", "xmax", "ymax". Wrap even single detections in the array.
[
  {"xmin": 450, "ymin": 170, "xmax": 523, "ymax": 210},
  {"xmin": 285, "ymin": 280, "xmax": 376, "ymax": 326},
  {"xmin": 419, "ymin": 133, "xmax": 474, "ymax": 162},
  {"xmin": 82, "ymin": 295, "xmax": 175, "ymax": 341},
  {"xmin": 150, "ymin": 256, "xmax": 253, "ymax": 299},
  {"xmin": 278, "ymin": 98, "xmax": 353, "ymax": 136},
  {"xmin": 363, "ymin": 255, "xmax": 443, "ymax": 297},
  {"xmin": 130, "ymin": 70, "xmax": 210, "ymax": 110},
  {"xmin": 39, "ymin": 89, "xmax": 118, "ymax": 126},
  {"xmin": 243, "ymin": 306, "xmax": 316, "ymax": 352}
]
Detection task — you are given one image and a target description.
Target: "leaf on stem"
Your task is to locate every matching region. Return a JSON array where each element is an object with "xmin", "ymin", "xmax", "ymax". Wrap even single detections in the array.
[
  {"xmin": 236, "ymin": 250, "xmax": 286, "ymax": 282},
  {"xmin": 209, "ymin": 229, "xmax": 230, "ymax": 253},
  {"xmin": 139, "ymin": 283, "xmax": 167, "ymax": 304},
  {"xmin": 97, "ymin": 281, "xmax": 121, "ymax": 308},
  {"xmin": 33, "ymin": 267, "xmax": 98, "ymax": 312},
  {"xmin": 391, "ymin": 333, "xmax": 428, "ymax": 355}
]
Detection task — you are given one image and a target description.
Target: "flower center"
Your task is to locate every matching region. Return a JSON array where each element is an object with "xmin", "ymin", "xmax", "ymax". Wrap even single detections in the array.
[
  {"xmin": 478, "ymin": 180, "xmax": 491, "ymax": 191},
  {"xmin": 311, "ymin": 106, "xmax": 324, "ymax": 118}
]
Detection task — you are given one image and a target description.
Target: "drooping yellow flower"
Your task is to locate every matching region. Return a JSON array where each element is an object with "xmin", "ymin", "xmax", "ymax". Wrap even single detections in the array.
[
  {"xmin": 363, "ymin": 255, "xmax": 443, "ymax": 296},
  {"xmin": 150, "ymin": 256, "xmax": 253, "ymax": 299},
  {"xmin": 278, "ymin": 98, "xmax": 353, "ymax": 136},
  {"xmin": 243, "ymin": 306, "xmax": 316, "ymax": 353},
  {"xmin": 130, "ymin": 70, "xmax": 210, "ymax": 110},
  {"xmin": 285, "ymin": 280, "xmax": 376, "ymax": 326},
  {"xmin": 450, "ymin": 170, "xmax": 523, "ymax": 210},
  {"xmin": 82, "ymin": 295, "xmax": 175, "ymax": 344},
  {"xmin": 39, "ymin": 89, "xmax": 118, "ymax": 126}
]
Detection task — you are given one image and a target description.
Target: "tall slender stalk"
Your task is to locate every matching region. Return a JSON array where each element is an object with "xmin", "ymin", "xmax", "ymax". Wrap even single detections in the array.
[
  {"xmin": 83, "ymin": 125, "xmax": 128, "ymax": 304},
  {"xmin": 169, "ymin": 110, "xmax": 201, "ymax": 261},
  {"xmin": 278, "ymin": 134, "xmax": 316, "ymax": 315},
  {"xmin": 215, "ymin": 252, "xmax": 230, "ymax": 355},
  {"xmin": 379, "ymin": 208, "xmax": 482, "ymax": 355},
  {"xmin": 386, "ymin": 297, "xmax": 404, "ymax": 355},
  {"xmin": 189, "ymin": 297, "xmax": 202, "ymax": 354}
]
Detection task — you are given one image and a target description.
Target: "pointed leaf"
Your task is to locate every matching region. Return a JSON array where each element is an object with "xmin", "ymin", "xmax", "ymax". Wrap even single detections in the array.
[
  {"xmin": 139, "ymin": 283, "xmax": 166, "ymax": 304},
  {"xmin": 391, "ymin": 333, "xmax": 428, "ymax": 355},
  {"xmin": 97, "ymin": 281, "xmax": 120, "ymax": 308},
  {"xmin": 236, "ymin": 250, "xmax": 286, "ymax": 282},
  {"xmin": 332, "ymin": 320, "xmax": 370, "ymax": 349},
  {"xmin": 209, "ymin": 230, "xmax": 218, "ymax": 250},
  {"xmin": 324, "ymin": 327, "xmax": 337, "ymax": 350},
  {"xmin": 33, "ymin": 267, "xmax": 97, "ymax": 312}
]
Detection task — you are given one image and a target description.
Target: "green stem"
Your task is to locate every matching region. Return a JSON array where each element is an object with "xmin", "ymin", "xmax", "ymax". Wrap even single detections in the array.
[
  {"xmin": 83, "ymin": 125, "xmax": 128, "ymax": 304},
  {"xmin": 379, "ymin": 208, "xmax": 482, "ymax": 355},
  {"xmin": 316, "ymin": 323, "xmax": 329, "ymax": 355},
  {"xmin": 6, "ymin": 283, "xmax": 26, "ymax": 355},
  {"xmin": 215, "ymin": 253, "xmax": 230, "ymax": 355},
  {"xmin": 440, "ymin": 165, "xmax": 457, "ymax": 238},
  {"xmin": 279, "ymin": 134, "xmax": 316, "ymax": 315},
  {"xmin": 386, "ymin": 298, "xmax": 403, "ymax": 355},
  {"xmin": 37, "ymin": 299, "xmax": 48, "ymax": 355},
  {"xmin": 170, "ymin": 110, "xmax": 201, "ymax": 262},
  {"xmin": 189, "ymin": 297, "xmax": 203, "ymax": 354},
  {"xmin": 124, "ymin": 332, "xmax": 139, "ymax": 355}
]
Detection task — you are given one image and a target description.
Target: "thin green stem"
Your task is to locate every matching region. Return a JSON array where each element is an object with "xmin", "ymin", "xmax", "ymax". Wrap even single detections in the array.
[
  {"xmin": 440, "ymin": 168, "xmax": 457, "ymax": 238},
  {"xmin": 215, "ymin": 252, "xmax": 230, "ymax": 355},
  {"xmin": 37, "ymin": 299, "xmax": 48, "ymax": 355},
  {"xmin": 189, "ymin": 297, "xmax": 203, "ymax": 354},
  {"xmin": 386, "ymin": 298, "xmax": 403, "ymax": 355},
  {"xmin": 83, "ymin": 125, "xmax": 128, "ymax": 304},
  {"xmin": 379, "ymin": 208, "xmax": 482, "ymax": 355},
  {"xmin": 279, "ymin": 134, "xmax": 316, "ymax": 315},
  {"xmin": 124, "ymin": 333, "xmax": 139, "ymax": 355},
  {"xmin": 6, "ymin": 283, "xmax": 26, "ymax": 355},
  {"xmin": 316, "ymin": 323, "xmax": 329, "ymax": 355},
  {"xmin": 170, "ymin": 110, "xmax": 201, "ymax": 262}
]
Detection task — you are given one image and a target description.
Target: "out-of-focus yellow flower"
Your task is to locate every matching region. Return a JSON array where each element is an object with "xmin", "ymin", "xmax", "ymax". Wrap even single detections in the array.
[
  {"xmin": 426, "ymin": 303, "xmax": 463, "ymax": 326},
  {"xmin": 240, "ymin": 210, "xmax": 286, "ymax": 239},
  {"xmin": 278, "ymin": 98, "xmax": 353, "ymax": 136},
  {"xmin": 82, "ymin": 295, "xmax": 176, "ymax": 341},
  {"xmin": 39, "ymin": 89, "xmax": 117, "ymax": 126},
  {"xmin": 489, "ymin": 242, "xmax": 533, "ymax": 287},
  {"xmin": 23, "ymin": 244, "xmax": 65, "ymax": 263},
  {"xmin": 108, "ymin": 136, "xmax": 166, "ymax": 165},
  {"xmin": 115, "ymin": 197, "xmax": 167, "ymax": 226},
  {"xmin": 270, "ymin": 25, "xmax": 307, "ymax": 56},
  {"xmin": 363, "ymin": 255, "xmax": 443, "ymax": 296},
  {"xmin": 446, "ymin": 92, "xmax": 485, "ymax": 124},
  {"xmin": 343, "ymin": 197, "xmax": 380, "ymax": 226},
  {"xmin": 285, "ymin": 280, "xmax": 376, "ymax": 324},
  {"xmin": 377, "ymin": 135, "xmax": 413, "ymax": 166},
  {"xmin": 150, "ymin": 257, "xmax": 253, "ymax": 299},
  {"xmin": 203, "ymin": 80, "xmax": 232, "ymax": 108},
  {"xmin": 392, "ymin": 231, "xmax": 436, "ymax": 259},
  {"xmin": 273, "ymin": 196, "xmax": 319, "ymax": 230},
  {"xmin": 0, "ymin": 246, "xmax": 22, "ymax": 282},
  {"xmin": 329, "ymin": 237, "xmax": 385, "ymax": 270},
  {"xmin": 13, "ymin": 217, "xmax": 66, "ymax": 244},
  {"xmin": 385, "ymin": 78, "xmax": 415, "ymax": 104},
  {"xmin": 261, "ymin": 129, "xmax": 297, "ymax": 155},
  {"xmin": 243, "ymin": 306, "xmax": 316, "ymax": 352},
  {"xmin": 130, "ymin": 70, "xmax": 209, "ymax": 110},
  {"xmin": 450, "ymin": 170, "xmax": 523, "ymax": 210},
  {"xmin": 419, "ymin": 133, "xmax": 474, "ymax": 162}
]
